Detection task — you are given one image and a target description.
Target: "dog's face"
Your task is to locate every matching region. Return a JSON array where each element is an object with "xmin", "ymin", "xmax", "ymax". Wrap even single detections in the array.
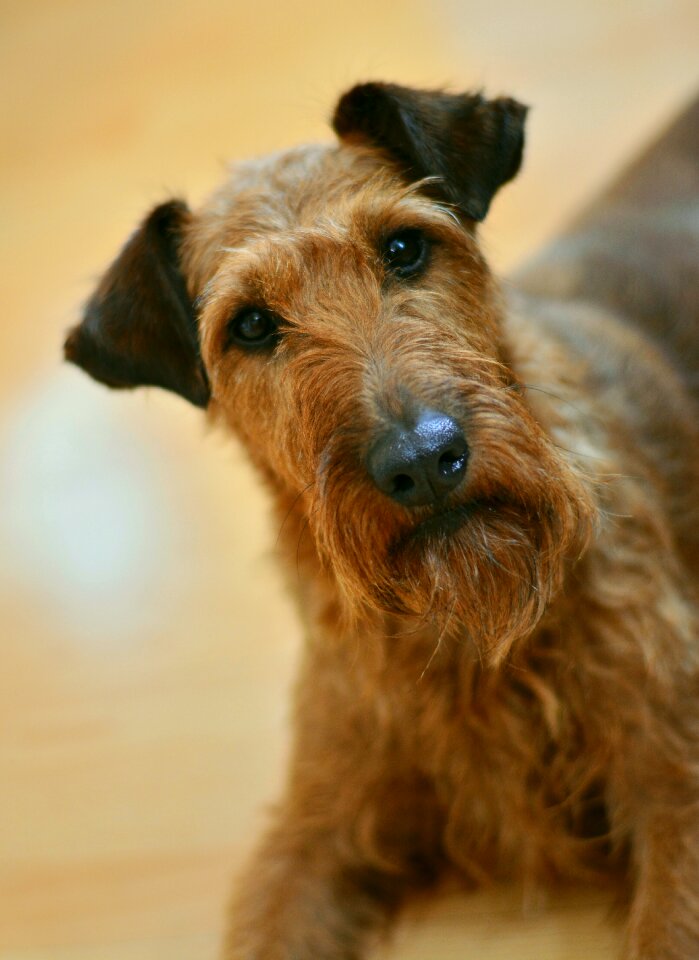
[{"xmin": 65, "ymin": 83, "xmax": 593, "ymax": 659}]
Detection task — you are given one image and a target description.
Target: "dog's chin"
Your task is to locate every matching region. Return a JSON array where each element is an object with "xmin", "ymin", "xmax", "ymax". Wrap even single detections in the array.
[
  {"xmin": 367, "ymin": 495, "xmax": 568, "ymax": 659},
  {"xmin": 387, "ymin": 499, "xmax": 496, "ymax": 596}
]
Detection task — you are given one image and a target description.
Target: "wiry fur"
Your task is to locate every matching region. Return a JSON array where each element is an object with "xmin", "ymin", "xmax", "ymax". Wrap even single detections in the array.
[{"xmin": 65, "ymin": 86, "xmax": 699, "ymax": 959}]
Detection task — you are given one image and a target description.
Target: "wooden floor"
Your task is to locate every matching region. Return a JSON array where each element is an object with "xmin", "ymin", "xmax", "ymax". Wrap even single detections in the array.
[{"xmin": 1, "ymin": 2, "xmax": 698, "ymax": 958}]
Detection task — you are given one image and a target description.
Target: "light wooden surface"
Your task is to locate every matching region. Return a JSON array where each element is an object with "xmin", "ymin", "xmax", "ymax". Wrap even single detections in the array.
[{"xmin": 1, "ymin": 2, "xmax": 698, "ymax": 958}]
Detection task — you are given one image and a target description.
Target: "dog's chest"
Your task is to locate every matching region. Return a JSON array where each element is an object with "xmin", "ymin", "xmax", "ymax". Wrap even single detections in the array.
[{"xmin": 404, "ymin": 651, "xmax": 612, "ymax": 880}]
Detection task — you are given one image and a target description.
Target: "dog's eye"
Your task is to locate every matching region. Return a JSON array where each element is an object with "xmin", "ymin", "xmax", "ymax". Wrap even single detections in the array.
[
  {"xmin": 381, "ymin": 229, "xmax": 429, "ymax": 278},
  {"xmin": 226, "ymin": 308, "xmax": 281, "ymax": 351}
]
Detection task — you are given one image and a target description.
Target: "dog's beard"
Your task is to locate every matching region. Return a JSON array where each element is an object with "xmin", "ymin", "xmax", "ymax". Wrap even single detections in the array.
[
  {"xmin": 311, "ymin": 403, "xmax": 595, "ymax": 663},
  {"xmin": 388, "ymin": 499, "xmax": 581, "ymax": 660}
]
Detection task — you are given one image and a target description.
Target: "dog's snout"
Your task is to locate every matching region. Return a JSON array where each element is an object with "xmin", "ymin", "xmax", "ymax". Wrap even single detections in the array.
[{"xmin": 367, "ymin": 411, "xmax": 469, "ymax": 507}]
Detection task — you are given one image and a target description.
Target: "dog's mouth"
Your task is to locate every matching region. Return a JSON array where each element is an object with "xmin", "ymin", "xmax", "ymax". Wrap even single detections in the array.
[
  {"xmin": 390, "ymin": 495, "xmax": 517, "ymax": 559},
  {"xmin": 390, "ymin": 500, "xmax": 479, "ymax": 555}
]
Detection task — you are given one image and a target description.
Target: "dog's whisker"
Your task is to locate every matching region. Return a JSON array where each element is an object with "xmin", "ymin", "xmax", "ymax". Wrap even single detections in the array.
[
  {"xmin": 417, "ymin": 596, "xmax": 458, "ymax": 682},
  {"xmin": 276, "ymin": 481, "xmax": 315, "ymax": 546},
  {"xmin": 295, "ymin": 516, "xmax": 310, "ymax": 579}
]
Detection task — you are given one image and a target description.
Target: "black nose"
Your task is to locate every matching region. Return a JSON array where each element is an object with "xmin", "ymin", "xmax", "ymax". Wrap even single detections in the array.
[{"xmin": 367, "ymin": 411, "xmax": 469, "ymax": 507}]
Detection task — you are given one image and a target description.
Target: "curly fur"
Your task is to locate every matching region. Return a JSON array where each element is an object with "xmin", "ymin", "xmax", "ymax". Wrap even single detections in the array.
[{"xmin": 65, "ymin": 86, "xmax": 699, "ymax": 959}]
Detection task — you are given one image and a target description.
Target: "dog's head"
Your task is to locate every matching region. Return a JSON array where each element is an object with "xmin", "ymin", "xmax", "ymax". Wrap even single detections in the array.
[{"xmin": 65, "ymin": 83, "xmax": 594, "ymax": 660}]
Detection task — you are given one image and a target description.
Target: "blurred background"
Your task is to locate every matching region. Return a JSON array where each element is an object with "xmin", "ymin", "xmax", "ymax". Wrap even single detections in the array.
[{"xmin": 1, "ymin": 2, "xmax": 698, "ymax": 958}]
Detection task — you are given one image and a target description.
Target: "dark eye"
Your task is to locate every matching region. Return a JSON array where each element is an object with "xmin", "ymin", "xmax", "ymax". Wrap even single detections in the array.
[
  {"xmin": 381, "ymin": 229, "xmax": 429, "ymax": 278},
  {"xmin": 226, "ymin": 308, "xmax": 281, "ymax": 351}
]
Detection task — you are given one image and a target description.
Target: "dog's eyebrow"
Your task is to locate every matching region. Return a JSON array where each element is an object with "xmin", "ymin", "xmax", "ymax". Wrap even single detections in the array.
[
  {"xmin": 394, "ymin": 176, "xmax": 462, "ymax": 222},
  {"xmin": 401, "ymin": 174, "xmax": 446, "ymax": 195},
  {"xmin": 428, "ymin": 202, "xmax": 462, "ymax": 226},
  {"xmin": 394, "ymin": 198, "xmax": 462, "ymax": 228}
]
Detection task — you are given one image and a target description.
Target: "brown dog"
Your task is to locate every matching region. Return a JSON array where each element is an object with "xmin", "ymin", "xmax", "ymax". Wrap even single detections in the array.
[{"xmin": 65, "ymin": 83, "xmax": 699, "ymax": 958}]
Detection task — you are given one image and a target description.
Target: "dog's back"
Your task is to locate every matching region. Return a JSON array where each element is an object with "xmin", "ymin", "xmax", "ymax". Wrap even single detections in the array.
[
  {"xmin": 514, "ymin": 95, "xmax": 699, "ymax": 575},
  {"xmin": 517, "ymin": 94, "xmax": 699, "ymax": 399}
]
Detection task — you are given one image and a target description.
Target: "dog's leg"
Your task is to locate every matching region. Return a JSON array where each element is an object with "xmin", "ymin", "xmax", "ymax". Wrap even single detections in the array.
[
  {"xmin": 222, "ymin": 646, "xmax": 441, "ymax": 960},
  {"xmin": 611, "ymin": 689, "xmax": 699, "ymax": 960},
  {"xmin": 625, "ymin": 806, "xmax": 699, "ymax": 959},
  {"xmin": 222, "ymin": 812, "xmax": 413, "ymax": 960}
]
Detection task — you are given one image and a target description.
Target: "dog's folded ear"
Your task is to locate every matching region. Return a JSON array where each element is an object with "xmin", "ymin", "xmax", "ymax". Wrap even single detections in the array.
[
  {"xmin": 333, "ymin": 82, "xmax": 528, "ymax": 221},
  {"xmin": 64, "ymin": 200, "xmax": 210, "ymax": 408}
]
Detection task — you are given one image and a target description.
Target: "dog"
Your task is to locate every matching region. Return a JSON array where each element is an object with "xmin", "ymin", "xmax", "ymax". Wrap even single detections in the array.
[{"xmin": 64, "ymin": 82, "xmax": 699, "ymax": 959}]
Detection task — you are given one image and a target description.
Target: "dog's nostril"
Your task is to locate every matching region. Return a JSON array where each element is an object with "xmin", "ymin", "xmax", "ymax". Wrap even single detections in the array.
[
  {"xmin": 438, "ymin": 449, "xmax": 465, "ymax": 477},
  {"xmin": 392, "ymin": 474, "xmax": 415, "ymax": 494}
]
